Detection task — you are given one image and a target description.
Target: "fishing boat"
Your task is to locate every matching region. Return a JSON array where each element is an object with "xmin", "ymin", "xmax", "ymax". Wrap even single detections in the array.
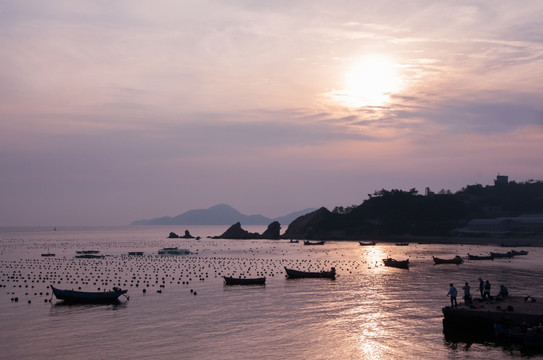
[
  {"xmin": 223, "ymin": 276, "xmax": 266, "ymax": 285},
  {"xmin": 303, "ymin": 240, "xmax": 325, "ymax": 245},
  {"xmin": 50, "ymin": 285, "xmax": 128, "ymax": 303},
  {"xmin": 359, "ymin": 241, "xmax": 376, "ymax": 246},
  {"xmin": 128, "ymin": 251, "xmax": 144, "ymax": 256},
  {"xmin": 395, "ymin": 242, "xmax": 409, "ymax": 246},
  {"xmin": 490, "ymin": 251, "xmax": 514, "ymax": 258},
  {"xmin": 75, "ymin": 254, "xmax": 104, "ymax": 259},
  {"xmin": 289, "ymin": 239, "xmax": 299, "ymax": 243},
  {"xmin": 41, "ymin": 252, "xmax": 56, "ymax": 257},
  {"xmin": 494, "ymin": 323, "xmax": 543, "ymax": 348},
  {"xmin": 158, "ymin": 247, "xmax": 191, "ymax": 255},
  {"xmin": 382, "ymin": 258, "xmax": 409, "ymax": 269},
  {"xmin": 284, "ymin": 266, "xmax": 336, "ymax": 279},
  {"xmin": 432, "ymin": 255, "xmax": 463, "ymax": 264},
  {"xmin": 467, "ymin": 254, "xmax": 494, "ymax": 260},
  {"xmin": 511, "ymin": 249, "xmax": 529, "ymax": 256},
  {"xmin": 76, "ymin": 250, "xmax": 100, "ymax": 254}
]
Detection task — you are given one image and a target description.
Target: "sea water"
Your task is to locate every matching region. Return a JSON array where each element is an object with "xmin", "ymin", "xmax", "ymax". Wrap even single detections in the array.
[{"xmin": 0, "ymin": 226, "xmax": 542, "ymax": 360}]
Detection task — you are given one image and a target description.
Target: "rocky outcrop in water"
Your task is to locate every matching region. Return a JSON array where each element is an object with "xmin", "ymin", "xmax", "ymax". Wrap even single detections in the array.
[
  {"xmin": 281, "ymin": 207, "xmax": 333, "ymax": 240},
  {"xmin": 261, "ymin": 221, "xmax": 281, "ymax": 239},
  {"xmin": 211, "ymin": 221, "xmax": 282, "ymax": 239},
  {"xmin": 211, "ymin": 222, "xmax": 260, "ymax": 239},
  {"xmin": 168, "ymin": 230, "xmax": 195, "ymax": 238}
]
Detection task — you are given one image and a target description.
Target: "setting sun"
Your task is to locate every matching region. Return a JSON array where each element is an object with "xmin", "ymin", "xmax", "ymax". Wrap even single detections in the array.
[{"xmin": 336, "ymin": 54, "xmax": 403, "ymax": 108}]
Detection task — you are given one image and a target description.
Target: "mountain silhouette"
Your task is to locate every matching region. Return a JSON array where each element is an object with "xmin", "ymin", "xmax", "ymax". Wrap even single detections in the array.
[{"xmin": 131, "ymin": 204, "xmax": 316, "ymax": 226}]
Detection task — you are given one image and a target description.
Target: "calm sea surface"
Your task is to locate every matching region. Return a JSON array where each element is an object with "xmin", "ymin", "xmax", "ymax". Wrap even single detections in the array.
[{"xmin": 1, "ymin": 226, "xmax": 542, "ymax": 360}]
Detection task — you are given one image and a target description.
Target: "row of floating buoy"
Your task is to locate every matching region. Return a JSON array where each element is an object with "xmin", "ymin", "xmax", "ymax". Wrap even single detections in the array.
[{"xmin": 2, "ymin": 246, "xmax": 378, "ymax": 304}]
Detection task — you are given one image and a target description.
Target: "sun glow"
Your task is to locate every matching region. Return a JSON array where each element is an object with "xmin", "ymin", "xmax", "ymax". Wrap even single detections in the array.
[{"xmin": 337, "ymin": 54, "xmax": 403, "ymax": 108}]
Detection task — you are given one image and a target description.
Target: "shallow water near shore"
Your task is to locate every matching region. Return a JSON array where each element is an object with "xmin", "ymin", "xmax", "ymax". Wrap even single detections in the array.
[{"xmin": 1, "ymin": 226, "xmax": 542, "ymax": 359}]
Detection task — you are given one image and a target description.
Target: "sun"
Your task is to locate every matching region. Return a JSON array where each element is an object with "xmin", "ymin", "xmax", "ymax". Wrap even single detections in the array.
[{"xmin": 335, "ymin": 54, "xmax": 402, "ymax": 108}]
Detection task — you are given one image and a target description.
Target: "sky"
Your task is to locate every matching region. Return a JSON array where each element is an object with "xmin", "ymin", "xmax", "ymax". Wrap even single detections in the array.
[{"xmin": 1, "ymin": 1, "xmax": 543, "ymax": 226}]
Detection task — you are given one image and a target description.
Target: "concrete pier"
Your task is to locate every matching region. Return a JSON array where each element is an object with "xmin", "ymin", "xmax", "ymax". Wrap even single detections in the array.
[{"xmin": 442, "ymin": 296, "xmax": 543, "ymax": 339}]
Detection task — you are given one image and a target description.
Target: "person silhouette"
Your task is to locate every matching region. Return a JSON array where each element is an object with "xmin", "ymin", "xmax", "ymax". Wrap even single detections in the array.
[
  {"xmin": 462, "ymin": 282, "xmax": 472, "ymax": 304},
  {"xmin": 447, "ymin": 283, "xmax": 458, "ymax": 308}
]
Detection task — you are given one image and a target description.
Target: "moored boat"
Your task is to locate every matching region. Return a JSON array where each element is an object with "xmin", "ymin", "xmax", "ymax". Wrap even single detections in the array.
[
  {"xmin": 511, "ymin": 249, "xmax": 529, "ymax": 256},
  {"xmin": 128, "ymin": 251, "xmax": 144, "ymax": 256},
  {"xmin": 75, "ymin": 254, "xmax": 104, "ymax": 259},
  {"xmin": 50, "ymin": 285, "xmax": 128, "ymax": 303},
  {"xmin": 395, "ymin": 242, "xmax": 409, "ymax": 246},
  {"xmin": 303, "ymin": 240, "xmax": 325, "ymax": 245},
  {"xmin": 494, "ymin": 323, "xmax": 543, "ymax": 348},
  {"xmin": 289, "ymin": 239, "xmax": 299, "ymax": 243},
  {"xmin": 467, "ymin": 254, "xmax": 494, "ymax": 260},
  {"xmin": 76, "ymin": 250, "xmax": 100, "ymax": 254},
  {"xmin": 284, "ymin": 266, "xmax": 336, "ymax": 279},
  {"xmin": 490, "ymin": 251, "xmax": 514, "ymax": 258},
  {"xmin": 223, "ymin": 276, "xmax": 266, "ymax": 285},
  {"xmin": 432, "ymin": 255, "xmax": 463, "ymax": 264},
  {"xmin": 41, "ymin": 252, "xmax": 56, "ymax": 257},
  {"xmin": 382, "ymin": 257, "xmax": 409, "ymax": 269},
  {"xmin": 359, "ymin": 241, "xmax": 376, "ymax": 246},
  {"xmin": 158, "ymin": 247, "xmax": 191, "ymax": 255}
]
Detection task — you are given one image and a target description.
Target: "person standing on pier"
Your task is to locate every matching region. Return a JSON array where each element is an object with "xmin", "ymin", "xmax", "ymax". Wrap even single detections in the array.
[
  {"xmin": 447, "ymin": 283, "xmax": 458, "ymax": 308},
  {"xmin": 483, "ymin": 280, "xmax": 491, "ymax": 300},
  {"xmin": 479, "ymin": 278, "xmax": 484, "ymax": 298},
  {"xmin": 462, "ymin": 282, "xmax": 472, "ymax": 304}
]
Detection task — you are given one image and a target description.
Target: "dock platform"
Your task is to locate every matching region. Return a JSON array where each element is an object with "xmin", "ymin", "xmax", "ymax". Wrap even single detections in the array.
[{"xmin": 442, "ymin": 296, "xmax": 543, "ymax": 339}]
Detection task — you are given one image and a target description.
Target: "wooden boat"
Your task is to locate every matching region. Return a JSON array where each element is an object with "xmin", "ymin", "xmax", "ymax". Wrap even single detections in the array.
[
  {"xmin": 432, "ymin": 255, "xmax": 463, "ymax": 264},
  {"xmin": 490, "ymin": 251, "xmax": 514, "ymax": 258},
  {"xmin": 467, "ymin": 254, "xmax": 494, "ymax": 260},
  {"xmin": 284, "ymin": 266, "xmax": 336, "ymax": 279},
  {"xmin": 128, "ymin": 251, "xmax": 144, "ymax": 256},
  {"xmin": 511, "ymin": 249, "xmax": 529, "ymax": 256},
  {"xmin": 50, "ymin": 285, "xmax": 128, "ymax": 303},
  {"xmin": 359, "ymin": 241, "xmax": 376, "ymax": 246},
  {"xmin": 41, "ymin": 253, "xmax": 56, "ymax": 257},
  {"xmin": 75, "ymin": 254, "xmax": 104, "ymax": 259},
  {"xmin": 158, "ymin": 247, "xmax": 191, "ymax": 255},
  {"xmin": 303, "ymin": 240, "xmax": 325, "ymax": 245},
  {"xmin": 382, "ymin": 258, "xmax": 409, "ymax": 269},
  {"xmin": 494, "ymin": 323, "xmax": 543, "ymax": 348},
  {"xmin": 395, "ymin": 242, "xmax": 409, "ymax": 246},
  {"xmin": 223, "ymin": 276, "xmax": 266, "ymax": 285},
  {"xmin": 76, "ymin": 250, "xmax": 100, "ymax": 254}
]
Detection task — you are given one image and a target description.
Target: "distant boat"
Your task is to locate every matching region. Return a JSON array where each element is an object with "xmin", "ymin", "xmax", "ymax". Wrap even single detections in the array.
[
  {"xmin": 158, "ymin": 247, "xmax": 191, "ymax": 255},
  {"xmin": 490, "ymin": 251, "xmax": 514, "ymax": 258},
  {"xmin": 494, "ymin": 323, "xmax": 543, "ymax": 348},
  {"xmin": 432, "ymin": 255, "xmax": 463, "ymax": 264},
  {"xmin": 75, "ymin": 254, "xmax": 104, "ymax": 259},
  {"xmin": 289, "ymin": 239, "xmax": 299, "ymax": 243},
  {"xmin": 76, "ymin": 250, "xmax": 100, "ymax": 254},
  {"xmin": 303, "ymin": 240, "xmax": 325, "ymax": 245},
  {"xmin": 382, "ymin": 258, "xmax": 409, "ymax": 269},
  {"xmin": 223, "ymin": 276, "xmax": 266, "ymax": 286},
  {"xmin": 395, "ymin": 242, "xmax": 409, "ymax": 246},
  {"xmin": 41, "ymin": 253, "xmax": 55, "ymax": 257},
  {"xmin": 50, "ymin": 285, "xmax": 127, "ymax": 303},
  {"xmin": 359, "ymin": 241, "xmax": 376, "ymax": 246},
  {"xmin": 128, "ymin": 251, "xmax": 144, "ymax": 256},
  {"xmin": 511, "ymin": 249, "xmax": 529, "ymax": 256},
  {"xmin": 284, "ymin": 266, "xmax": 336, "ymax": 279},
  {"xmin": 467, "ymin": 254, "xmax": 494, "ymax": 260}
]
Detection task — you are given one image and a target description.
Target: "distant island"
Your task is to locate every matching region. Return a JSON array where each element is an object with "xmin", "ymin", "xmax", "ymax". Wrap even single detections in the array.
[{"xmin": 131, "ymin": 203, "xmax": 316, "ymax": 226}]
